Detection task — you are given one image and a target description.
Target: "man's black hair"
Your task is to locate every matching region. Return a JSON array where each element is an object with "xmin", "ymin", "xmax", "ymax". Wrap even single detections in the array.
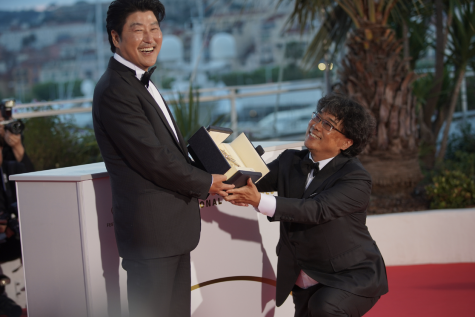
[
  {"xmin": 317, "ymin": 93, "xmax": 376, "ymax": 157},
  {"xmin": 106, "ymin": 0, "xmax": 165, "ymax": 53}
]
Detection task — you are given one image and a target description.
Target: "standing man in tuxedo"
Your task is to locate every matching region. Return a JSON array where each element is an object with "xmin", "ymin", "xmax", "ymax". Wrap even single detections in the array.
[
  {"xmin": 93, "ymin": 1, "xmax": 233, "ymax": 316},
  {"xmin": 226, "ymin": 94, "xmax": 388, "ymax": 317}
]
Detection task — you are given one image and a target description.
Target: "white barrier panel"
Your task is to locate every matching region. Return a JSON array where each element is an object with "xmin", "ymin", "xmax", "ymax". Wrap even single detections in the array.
[
  {"xmin": 366, "ymin": 208, "xmax": 475, "ymax": 266},
  {"xmin": 11, "ymin": 141, "xmax": 302, "ymax": 317}
]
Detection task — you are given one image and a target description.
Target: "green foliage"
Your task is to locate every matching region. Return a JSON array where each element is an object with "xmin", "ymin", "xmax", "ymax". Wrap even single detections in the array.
[
  {"xmin": 412, "ymin": 66, "xmax": 453, "ymax": 114},
  {"xmin": 168, "ymin": 86, "xmax": 225, "ymax": 141},
  {"xmin": 424, "ymin": 123, "xmax": 475, "ymax": 209},
  {"xmin": 31, "ymin": 80, "xmax": 83, "ymax": 101},
  {"xmin": 446, "ymin": 1, "xmax": 475, "ymax": 70},
  {"xmin": 425, "ymin": 169, "xmax": 475, "ymax": 209},
  {"xmin": 445, "ymin": 123, "xmax": 475, "ymax": 160},
  {"xmin": 465, "ymin": 75, "xmax": 475, "ymax": 110},
  {"xmin": 283, "ymin": 2, "xmax": 352, "ymax": 68},
  {"xmin": 168, "ymin": 86, "xmax": 201, "ymax": 141},
  {"xmin": 442, "ymin": 152, "xmax": 475, "ymax": 177},
  {"xmin": 23, "ymin": 115, "xmax": 102, "ymax": 171},
  {"xmin": 390, "ymin": 0, "xmax": 433, "ymax": 70},
  {"xmin": 161, "ymin": 77, "xmax": 175, "ymax": 89}
]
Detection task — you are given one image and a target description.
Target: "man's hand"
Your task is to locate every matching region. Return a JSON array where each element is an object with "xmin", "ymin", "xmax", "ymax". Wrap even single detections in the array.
[
  {"xmin": 5, "ymin": 131, "xmax": 22, "ymax": 148},
  {"xmin": 224, "ymin": 178, "xmax": 261, "ymax": 208},
  {"xmin": 209, "ymin": 174, "xmax": 235, "ymax": 197},
  {"xmin": 4, "ymin": 131, "xmax": 24, "ymax": 162}
]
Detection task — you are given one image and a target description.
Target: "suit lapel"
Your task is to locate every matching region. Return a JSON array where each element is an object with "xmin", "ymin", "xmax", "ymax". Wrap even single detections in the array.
[
  {"xmin": 159, "ymin": 95, "xmax": 189, "ymax": 158},
  {"xmin": 302, "ymin": 154, "xmax": 350, "ymax": 198},
  {"xmin": 111, "ymin": 57, "xmax": 186, "ymax": 157},
  {"xmin": 146, "ymin": 89, "xmax": 188, "ymax": 158}
]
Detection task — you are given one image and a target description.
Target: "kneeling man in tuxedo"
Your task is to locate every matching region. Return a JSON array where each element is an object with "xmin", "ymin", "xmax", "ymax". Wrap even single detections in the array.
[{"xmin": 226, "ymin": 93, "xmax": 388, "ymax": 317}]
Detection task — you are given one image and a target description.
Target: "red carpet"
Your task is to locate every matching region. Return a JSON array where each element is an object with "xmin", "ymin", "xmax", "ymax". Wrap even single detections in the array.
[
  {"xmin": 1, "ymin": 264, "xmax": 473, "ymax": 316},
  {"xmin": 366, "ymin": 263, "xmax": 475, "ymax": 317}
]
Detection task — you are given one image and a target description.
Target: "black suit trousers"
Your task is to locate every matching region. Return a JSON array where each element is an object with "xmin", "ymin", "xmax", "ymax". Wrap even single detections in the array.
[
  {"xmin": 292, "ymin": 284, "xmax": 380, "ymax": 317},
  {"xmin": 122, "ymin": 254, "xmax": 191, "ymax": 317}
]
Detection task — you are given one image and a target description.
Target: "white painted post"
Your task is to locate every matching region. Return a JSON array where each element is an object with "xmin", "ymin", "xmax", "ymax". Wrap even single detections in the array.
[{"xmin": 230, "ymin": 88, "xmax": 238, "ymax": 139}]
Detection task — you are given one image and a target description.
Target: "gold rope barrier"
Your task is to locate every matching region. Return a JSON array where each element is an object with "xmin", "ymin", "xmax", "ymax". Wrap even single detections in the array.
[{"xmin": 191, "ymin": 276, "xmax": 276, "ymax": 291}]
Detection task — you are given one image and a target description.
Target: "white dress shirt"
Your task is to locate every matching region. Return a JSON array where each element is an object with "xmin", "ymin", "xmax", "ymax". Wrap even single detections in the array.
[
  {"xmin": 257, "ymin": 153, "xmax": 335, "ymax": 289},
  {"xmin": 113, "ymin": 53, "xmax": 179, "ymax": 143}
]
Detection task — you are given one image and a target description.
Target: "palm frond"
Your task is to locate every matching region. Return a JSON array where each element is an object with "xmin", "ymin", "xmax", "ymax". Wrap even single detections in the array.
[
  {"xmin": 301, "ymin": 5, "xmax": 353, "ymax": 68},
  {"xmin": 282, "ymin": 0, "xmax": 334, "ymax": 34},
  {"xmin": 335, "ymin": 0, "xmax": 361, "ymax": 26},
  {"xmin": 446, "ymin": 1, "xmax": 475, "ymax": 68},
  {"xmin": 382, "ymin": 0, "xmax": 400, "ymax": 25}
]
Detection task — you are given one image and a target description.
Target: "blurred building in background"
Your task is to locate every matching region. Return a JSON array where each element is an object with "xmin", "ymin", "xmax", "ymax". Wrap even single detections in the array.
[{"xmin": 0, "ymin": 0, "xmax": 318, "ymax": 101}]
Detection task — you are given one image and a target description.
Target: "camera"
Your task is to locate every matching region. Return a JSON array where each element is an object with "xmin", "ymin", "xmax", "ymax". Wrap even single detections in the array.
[{"xmin": 0, "ymin": 99, "xmax": 25, "ymax": 135}]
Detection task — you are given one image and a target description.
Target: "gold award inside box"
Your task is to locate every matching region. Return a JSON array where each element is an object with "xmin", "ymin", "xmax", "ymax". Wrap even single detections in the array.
[{"xmin": 207, "ymin": 131, "xmax": 269, "ymax": 181}]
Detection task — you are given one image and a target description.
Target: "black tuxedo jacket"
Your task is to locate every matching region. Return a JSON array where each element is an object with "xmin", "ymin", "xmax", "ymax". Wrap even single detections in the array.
[
  {"xmin": 2, "ymin": 159, "xmax": 28, "ymax": 213},
  {"xmin": 257, "ymin": 149, "xmax": 388, "ymax": 306},
  {"xmin": 93, "ymin": 57, "xmax": 211, "ymax": 260}
]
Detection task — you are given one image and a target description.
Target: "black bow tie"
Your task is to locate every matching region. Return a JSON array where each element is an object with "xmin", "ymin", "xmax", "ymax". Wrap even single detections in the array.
[
  {"xmin": 140, "ymin": 66, "xmax": 156, "ymax": 88},
  {"xmin": 301, "ymin": 156, "xmax": 319, "ymax": 175}
]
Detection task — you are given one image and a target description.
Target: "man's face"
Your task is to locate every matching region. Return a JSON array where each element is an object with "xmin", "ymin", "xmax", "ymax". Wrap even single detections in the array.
[
  {"xmin": 304, "ymin": 110, "xmax": 353, "ymax": 161},
  {"xmin": 111, "ymin": 10, "xmax": 163, "ymax": 71}
]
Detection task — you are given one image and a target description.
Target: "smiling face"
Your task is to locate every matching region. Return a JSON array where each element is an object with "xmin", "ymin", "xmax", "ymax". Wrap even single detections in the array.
[
  {"xmin": 111, "ymin": 10, "xmax": 162, "ymax": 71},
  {"xmin": 304, "ymin": 110, "xmax": 354, "ymax": 161}
]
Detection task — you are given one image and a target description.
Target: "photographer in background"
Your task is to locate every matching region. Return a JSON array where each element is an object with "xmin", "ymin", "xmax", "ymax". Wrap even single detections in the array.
[
  {"xmin": 0, "ymin": 99, "xmax": 34, "ymax": 173},
  {"xmin": 0, "ymin": 135, "xmax": 25, "ymax": 263},
  {"xmin": 0, "ymin": 99, "xmax": 32, "ymax": 317},
  {"xmin": 0, "ymin": 148, "xmax": 25, "ymax": 317}
]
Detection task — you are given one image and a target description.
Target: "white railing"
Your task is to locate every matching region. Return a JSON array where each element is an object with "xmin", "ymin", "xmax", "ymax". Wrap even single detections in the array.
[
  {"xmin": 11, "ymin": 78, "xmax": 473, "ymax": 135},
  {"xmin": 11, "ymin": 80, "xmax": 325, "ymax": 135}
]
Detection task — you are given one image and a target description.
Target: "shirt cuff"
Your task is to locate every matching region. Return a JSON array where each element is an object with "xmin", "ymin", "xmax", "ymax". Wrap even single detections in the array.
[{"xmin": 255, "ymin": 193, "xmax": 276, "ymax": 217}]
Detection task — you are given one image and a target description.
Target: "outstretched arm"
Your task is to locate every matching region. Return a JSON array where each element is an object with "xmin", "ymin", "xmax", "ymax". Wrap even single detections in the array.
[{"xmin": 225, "ymin": 178, "xmax": 261, "ymax": 207}]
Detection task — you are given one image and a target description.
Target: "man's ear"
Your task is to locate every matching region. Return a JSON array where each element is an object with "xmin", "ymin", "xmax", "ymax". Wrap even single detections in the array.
[
  {"xmin": 111, "ymin": 30, "xmax": 121, "ymax": 48},
  {"xmin": 340, "ymin": 138, "xmax": 353, "ymax": 151}
]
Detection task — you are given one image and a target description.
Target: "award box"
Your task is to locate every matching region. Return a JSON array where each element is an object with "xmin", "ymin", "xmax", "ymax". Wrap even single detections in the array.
[{"xmin": 187, "ymin": 126, "xmax": 269, "ymax": 187}]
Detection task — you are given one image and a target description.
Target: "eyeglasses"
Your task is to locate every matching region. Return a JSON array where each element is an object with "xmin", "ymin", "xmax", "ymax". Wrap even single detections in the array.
[{"xmin": 311, "ymin": 112, "xmax": 345, "ymax": 135}]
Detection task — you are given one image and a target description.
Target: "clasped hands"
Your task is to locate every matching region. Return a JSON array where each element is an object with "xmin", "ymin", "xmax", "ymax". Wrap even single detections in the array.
[
  {"xmin": 209, "ymin": 176, "xmax": 261, "ymax": 208},
  {"xmin": 225, "ymin": 178, "xmax": 261, "ymax": 208}
]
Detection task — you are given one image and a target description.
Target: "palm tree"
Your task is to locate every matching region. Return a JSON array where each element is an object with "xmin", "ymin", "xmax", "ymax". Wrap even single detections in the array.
[
  {"xmin": 418, "ymin": 0, "xmax": 452, "ymax": 169},
  {"xmin": 287, "ymin": 0, "xmax": 423, "ymax": 194},
  {"xmin": 436, "ymin": 1, "xmax": 475, "ymax": 163}
]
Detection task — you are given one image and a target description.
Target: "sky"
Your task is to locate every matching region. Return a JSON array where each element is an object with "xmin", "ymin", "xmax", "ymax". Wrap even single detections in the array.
[{"xmin": 0, "ymin": 0, "xmax": 92, "ymax": 11}]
